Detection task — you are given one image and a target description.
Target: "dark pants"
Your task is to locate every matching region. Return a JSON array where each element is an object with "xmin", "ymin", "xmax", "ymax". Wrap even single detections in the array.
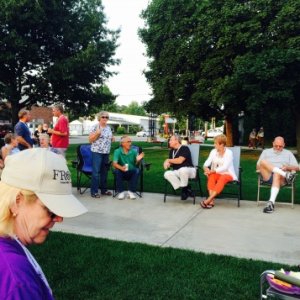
[
  {"xmin": 91, "ymin": 152, "xmax": 109, "ymax": 195},
  {"xmin": 114, "ymin": 168, "xmax": 140, "ymax": 193}
]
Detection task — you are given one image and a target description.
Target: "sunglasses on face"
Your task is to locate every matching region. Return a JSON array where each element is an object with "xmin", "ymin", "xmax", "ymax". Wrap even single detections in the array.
[{"xmin": 101, "ymin": 116, "xmax": 109, "ymax": 119}]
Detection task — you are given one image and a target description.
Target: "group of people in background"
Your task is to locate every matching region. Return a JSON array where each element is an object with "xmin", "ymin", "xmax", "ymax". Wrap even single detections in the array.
[
  {"xmin": 248, "ymin": 127, "xmax": 264, "ymax": 149},
  {"xmin": 0, "ymin": 106, "xmax": 299, "ymax": 298}
]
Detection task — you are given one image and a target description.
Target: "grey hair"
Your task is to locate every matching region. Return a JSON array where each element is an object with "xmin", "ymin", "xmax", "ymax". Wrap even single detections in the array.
[
  {"xmin": 53, "ymin": 103, "xmax": 64, "ymax": 113},
  {"xmin": 172, "ymin": 134, "xmax": 182, "ymax": 143},
  {"xmin": 120, "ymin": 135, "xmax": 130, "ymax": 144},
  {"xmin": 97, "ymin": 111, "xmax": 109, "ymax": 120}
]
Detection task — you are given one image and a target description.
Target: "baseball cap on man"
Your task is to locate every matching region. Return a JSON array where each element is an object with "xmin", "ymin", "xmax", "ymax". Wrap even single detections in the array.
[{"xmin": 1, "ymin": 148, "xmax": 87, "ymax": 217}]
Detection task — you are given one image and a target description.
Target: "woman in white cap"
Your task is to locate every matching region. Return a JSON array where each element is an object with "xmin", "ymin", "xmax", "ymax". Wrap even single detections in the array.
[{"xmin": 0, "ymin": 148, "xmax": 87, "ymax": 299}]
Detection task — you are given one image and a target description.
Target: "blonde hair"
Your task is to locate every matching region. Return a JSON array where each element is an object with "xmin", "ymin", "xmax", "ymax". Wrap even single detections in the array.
[
  {"xmin": 214, "ymin": 134, "xmax": 227, "ymax": 146},
  {"xmin": 0, "ymin": 182, "xmax": 36, "ymax": 237}
]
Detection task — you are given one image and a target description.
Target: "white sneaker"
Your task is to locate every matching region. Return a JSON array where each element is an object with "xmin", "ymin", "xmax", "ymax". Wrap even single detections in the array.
[
  {"xmin": 128, "ymin": 191, "xmax": 136, "ymax": 199},
  {"xmin": 118, "ymin": 192, "xmax": 125, "ymax": 200}
]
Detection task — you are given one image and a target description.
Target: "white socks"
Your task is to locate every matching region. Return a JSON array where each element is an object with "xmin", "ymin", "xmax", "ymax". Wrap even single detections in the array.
[
  {"xmin": 269, "ymin": 186, "xmax": 279, "ymax": 204},
  {"xmin": 272, "ymin": 167, "xmax": 286, "ymax": 177}
]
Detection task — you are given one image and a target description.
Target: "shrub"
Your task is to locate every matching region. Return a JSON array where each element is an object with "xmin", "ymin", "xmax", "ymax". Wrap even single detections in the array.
[{"xmin": 116, "ymin": 126, "xmax": 126, "ymax": 134}]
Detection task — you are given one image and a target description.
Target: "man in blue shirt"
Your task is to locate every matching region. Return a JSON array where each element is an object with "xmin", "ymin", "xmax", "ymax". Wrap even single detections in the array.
[{"xmin": 14, "ymin": 109, "xmax": 34, "ymax": 151}]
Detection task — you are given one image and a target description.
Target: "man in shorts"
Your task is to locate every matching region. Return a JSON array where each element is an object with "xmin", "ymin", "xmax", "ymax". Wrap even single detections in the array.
[{"xmin": 257, "ymin": 136, "xmax": 299, "ymax": 213}]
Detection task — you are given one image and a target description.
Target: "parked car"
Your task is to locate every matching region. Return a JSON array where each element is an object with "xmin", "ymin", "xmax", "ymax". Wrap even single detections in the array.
[
  {"xmin": 136, "ymin": 131, "xmax": 149, "ymax": 137},
  {"xmin": 202, "ymin": 128, "xmax": 223, "ymax": 138}
]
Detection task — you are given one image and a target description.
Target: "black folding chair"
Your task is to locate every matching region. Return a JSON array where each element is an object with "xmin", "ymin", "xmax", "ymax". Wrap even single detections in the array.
[{"xmin": 112, "ymin": 145, "xmax": 151, "ymax": 198}]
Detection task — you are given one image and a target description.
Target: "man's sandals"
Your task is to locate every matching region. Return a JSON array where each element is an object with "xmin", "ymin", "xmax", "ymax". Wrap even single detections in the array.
[{"xmin": 200, "ymin": 200, "xmax": 214, "ymax": 209}]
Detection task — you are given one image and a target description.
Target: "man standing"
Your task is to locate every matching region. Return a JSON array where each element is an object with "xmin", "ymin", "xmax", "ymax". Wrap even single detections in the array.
[
  {"xmin": 257, "ymin": 136, "xmax": 299, "ymax": 213},
  {"xmin": 14, "ymin": 109, "xmax": 34, "ymax": 151},
  {"xmin": 47, "ymin": 104, "xmax": 69, "ymax": 157},
  {"xmin": 163, "ymin": 135, "xmax": 196, "ymax": 200},
  {"xmin": 112, "ymin": 136, "xmax": 144, "ymax": 200}
]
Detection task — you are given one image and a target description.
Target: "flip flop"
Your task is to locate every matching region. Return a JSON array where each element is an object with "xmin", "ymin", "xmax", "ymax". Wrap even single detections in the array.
[
  {"xmin": 205, "ymin": 204, "xmax": 214, "ymax": 209},
  {"xmin": 200, "ymin": 201, "xmax": 208, "ymax": 208},
  {"xmin": 200, "ymin": 201, "xmax": 215, "ymax": 209}
]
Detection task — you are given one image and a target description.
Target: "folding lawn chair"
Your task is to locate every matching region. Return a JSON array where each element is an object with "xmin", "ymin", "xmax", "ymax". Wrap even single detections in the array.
[
  {"xmin": 260, "ymin": 270, "xmax": 300, "ymax": 299},
  {"xmin": 257, "ymin": 172, "xmax": 297, "ymax": 208}
]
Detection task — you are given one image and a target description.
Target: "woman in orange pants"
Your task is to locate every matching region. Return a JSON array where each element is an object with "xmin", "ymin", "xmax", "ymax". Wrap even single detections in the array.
[{"xmin": 201, "ymin": 134, "xmax": 237, "ymax": 208}]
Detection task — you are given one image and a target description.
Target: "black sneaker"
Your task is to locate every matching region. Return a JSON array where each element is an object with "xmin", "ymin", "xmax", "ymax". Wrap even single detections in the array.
[
  {"xmin": 181, "ymin": 187, "xmax": 188, "ymax": 200},
  {"xmin": 285, "ymin": 172, "xmax": 296, "ymax": 185},
  {"xmin": 263, "ymin": 201, "xmax": 274, "ymax": 213}
]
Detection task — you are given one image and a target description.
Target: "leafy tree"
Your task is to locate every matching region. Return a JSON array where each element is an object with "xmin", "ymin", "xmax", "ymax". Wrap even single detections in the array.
[
  {"xmin": 0, "ymin": 0, "xmax": 119, "ymax": 125},
  {"xmin": 121, "ymin": 101, "xmax": 147, "ymax": 116},
  {"xmin": 140, "ymin": 0, "xmax": 300, "ymax": 147}
]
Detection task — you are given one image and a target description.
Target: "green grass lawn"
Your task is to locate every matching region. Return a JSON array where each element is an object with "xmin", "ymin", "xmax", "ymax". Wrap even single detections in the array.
[
  {"xmin": 29, "ymin": 144, "xmax": 298, "ymax": 299},
  {"xmin": 66, "ymin": 143, "xmax": 300, "ymax": 203},
  {"xmin": 30, "ymin": 232, "xmax": 294, "ymax": 300}
]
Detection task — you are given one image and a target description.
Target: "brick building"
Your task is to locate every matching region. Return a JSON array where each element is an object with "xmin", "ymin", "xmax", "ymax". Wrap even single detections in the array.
[{"xmin": 29, "ymin": 106, "xmax": 53, "ymax": 125}]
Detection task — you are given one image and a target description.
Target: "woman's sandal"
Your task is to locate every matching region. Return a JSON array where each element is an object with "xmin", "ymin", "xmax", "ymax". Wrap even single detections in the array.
[{"xmin": 200, "ymin": 201, "xmax": 214, "ymax": 209}]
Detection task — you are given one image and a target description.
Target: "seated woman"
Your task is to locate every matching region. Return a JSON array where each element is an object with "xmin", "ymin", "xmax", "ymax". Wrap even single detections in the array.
[
  {"xmin": 201, "ymin": 134, "xmax": 237, "ymax": 208},
  {"xmin": 1, "ymin": 133, "xmax": 20, "ymax": 161}
]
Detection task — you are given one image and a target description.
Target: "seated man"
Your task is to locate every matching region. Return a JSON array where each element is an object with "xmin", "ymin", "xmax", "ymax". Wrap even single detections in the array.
[
  {"xmin": 163, "ymin": 135, "xmax": 196, "ymax": 200},
  {"xmin": 112, "ymin": 136, "xmax": 144, "ymax": 200},
  {"xmin": 257, "ymin": 136, "xmax": 299, "ymax": 213}
]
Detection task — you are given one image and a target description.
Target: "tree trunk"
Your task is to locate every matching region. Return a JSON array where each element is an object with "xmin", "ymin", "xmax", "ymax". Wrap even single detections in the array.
[{"xmin": 225, "ymin": 115, "xmax": 234, "ymax": 147}]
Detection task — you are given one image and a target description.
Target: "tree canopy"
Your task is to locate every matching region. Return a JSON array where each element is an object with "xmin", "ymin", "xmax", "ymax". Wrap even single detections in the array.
[
  {"xmin": 0, "ymin": 0, "xmax": 119, "ymax": 125},
  {"xmin": 140, "ymin": 0, "xmax": 300, "ymax": 146}
]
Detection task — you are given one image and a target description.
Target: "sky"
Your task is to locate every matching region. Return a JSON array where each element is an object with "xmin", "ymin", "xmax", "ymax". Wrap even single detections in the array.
[{"xmin": 101, "ymin": 0, "xmax": 152, "ymax": 106}]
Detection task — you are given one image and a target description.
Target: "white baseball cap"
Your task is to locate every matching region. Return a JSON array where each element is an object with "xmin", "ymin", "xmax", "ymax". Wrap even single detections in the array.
[{"xmin": 1, "ymin": 148, "xmax": 87, "ymax": 217}]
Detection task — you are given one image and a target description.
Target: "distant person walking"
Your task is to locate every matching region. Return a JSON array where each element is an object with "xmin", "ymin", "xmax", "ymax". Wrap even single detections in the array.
[
  {"xmin": 14, "ymin": 109, "xmax": 34, "ymax": 151},
  {"xmin": 47, "ymin": 104, "xmax": 69, "ymax": 157}
]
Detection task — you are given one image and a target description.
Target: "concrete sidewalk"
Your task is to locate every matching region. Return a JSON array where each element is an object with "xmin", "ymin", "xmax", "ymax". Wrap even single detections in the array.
[{"xmin": 55, "ymin": 190, "xmax": 300, "ymax": 266}]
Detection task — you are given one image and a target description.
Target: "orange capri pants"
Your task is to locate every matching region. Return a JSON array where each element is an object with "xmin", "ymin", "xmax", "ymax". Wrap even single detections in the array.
[{"xmin": 207, "ymin": 173, "xmax": 233, "ymax": 194}]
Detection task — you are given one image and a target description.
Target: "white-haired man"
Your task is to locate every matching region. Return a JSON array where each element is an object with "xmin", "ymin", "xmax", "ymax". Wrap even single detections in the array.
[{"xmin": 257, "ymin": 136, "xmax": 299, "ymax": 213}]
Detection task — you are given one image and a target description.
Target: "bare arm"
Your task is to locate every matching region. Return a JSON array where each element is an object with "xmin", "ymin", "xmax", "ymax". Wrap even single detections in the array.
[
  {"xmin": 16, "ymin": 136, "xmax": 32, "ymax": 149},
  {"xmin": 112, "ymin": 161, "xmax": 126, "ymax": 172}
]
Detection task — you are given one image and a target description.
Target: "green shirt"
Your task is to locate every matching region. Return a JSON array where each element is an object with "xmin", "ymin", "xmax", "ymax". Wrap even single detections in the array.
[{"xmin": 113, "ymin": 147, "xmax": 138, "ymax": 170}]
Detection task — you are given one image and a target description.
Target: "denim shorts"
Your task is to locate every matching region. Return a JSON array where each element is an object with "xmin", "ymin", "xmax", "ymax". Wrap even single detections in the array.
[{"xmin": 260, "ymin": 173, "xmax": 273, "ymax": 185}]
